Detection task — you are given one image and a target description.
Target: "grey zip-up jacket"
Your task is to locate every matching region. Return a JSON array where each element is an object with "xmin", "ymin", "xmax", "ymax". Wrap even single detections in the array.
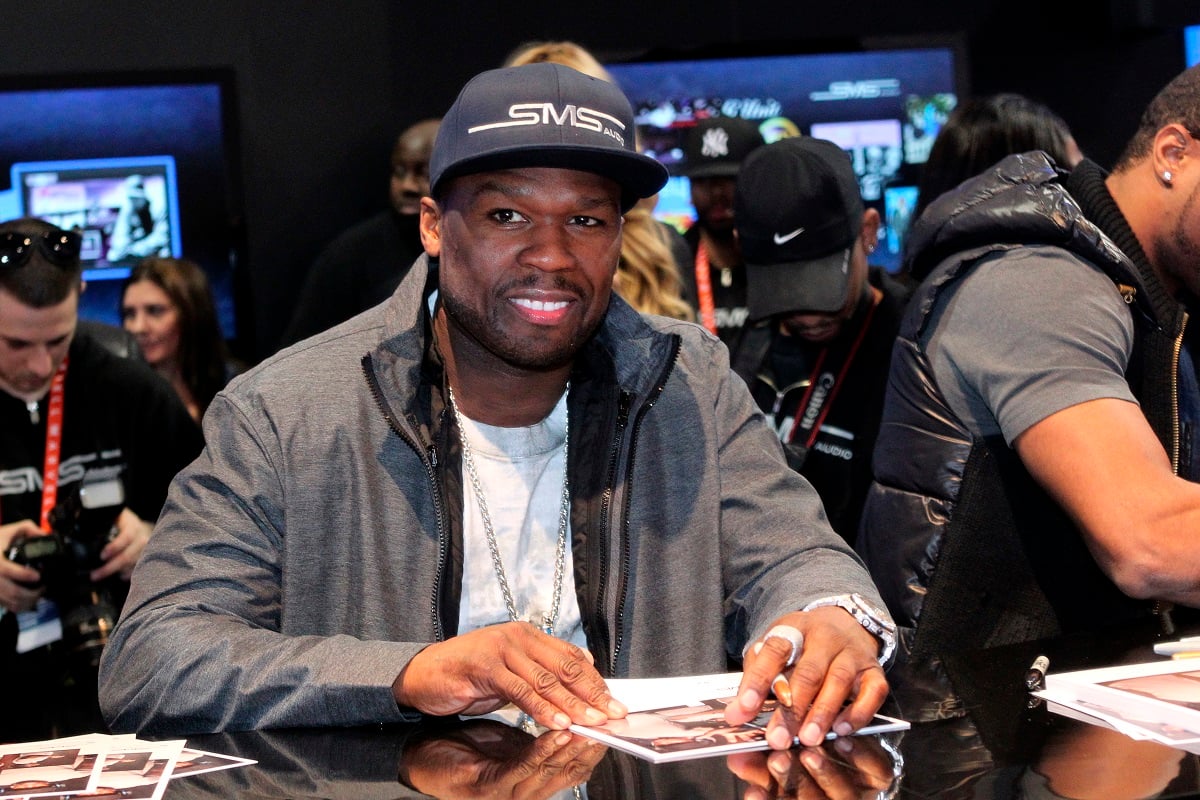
[{"xmin": 99, "ymin": 254, "xmax": 884, "ymax": 734}]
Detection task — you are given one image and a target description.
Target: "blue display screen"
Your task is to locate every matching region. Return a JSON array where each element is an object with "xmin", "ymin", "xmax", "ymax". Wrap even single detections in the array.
[
  {"xmin": 0, "ymin": 75, "xmax": 241, "ymax": 337},
  {"xmin": 608, "ymin": 47, "xmax": 961, "ymax": 273}
]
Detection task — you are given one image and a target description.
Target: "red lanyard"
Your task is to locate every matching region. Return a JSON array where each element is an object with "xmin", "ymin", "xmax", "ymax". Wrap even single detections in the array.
[
  {"xmin": 39, "ymin": 357, "xmax": 69, "ymax": 531},
  {"xmin": 787, "ymin": 290, "xmax": 881, "ymax": 449},
  {"xmin": 694, "ymin": 243, "xmax": 718, "ymax": 336}
]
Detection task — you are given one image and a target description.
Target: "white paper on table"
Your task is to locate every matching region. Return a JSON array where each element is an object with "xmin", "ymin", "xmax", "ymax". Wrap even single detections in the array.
[
  {"xmin": 569, "ymin": 672, "xmax": 908, "ymax": 764},
  {"xmin": 168, "ymin": 747, "xmax": 258, "ymax": 778},
  {"xmin": 0, "ymin": 736, "xmax": 110, "ymax": 798},
  {"xmin": 604, "ymin": 673, "xmax": 747, "ymax": 712},
  {"xmin": 90, "ymin": 737, "xmax": 188, "ymax": 800},
  {"xmin": 1037, "ymin": 685, "xmax": 1200, "ymax": 752}
]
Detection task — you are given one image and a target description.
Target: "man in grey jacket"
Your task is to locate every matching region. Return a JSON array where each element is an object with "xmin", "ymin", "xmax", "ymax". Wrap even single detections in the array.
[{"xmin": 98, "ymin": 63, "xmax": 893, "ymax": 748}]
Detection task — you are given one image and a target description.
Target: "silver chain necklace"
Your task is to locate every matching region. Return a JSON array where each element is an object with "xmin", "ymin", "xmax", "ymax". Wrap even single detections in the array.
[{"xmin": 448, "ymin": 384, "xmax": 570, "ymax": 636}]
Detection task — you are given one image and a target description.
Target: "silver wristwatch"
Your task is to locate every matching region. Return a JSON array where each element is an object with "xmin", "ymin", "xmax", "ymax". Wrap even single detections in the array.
[{"xmin": 804, "ymin": 593, "xmax": 897, "ymax": 666}]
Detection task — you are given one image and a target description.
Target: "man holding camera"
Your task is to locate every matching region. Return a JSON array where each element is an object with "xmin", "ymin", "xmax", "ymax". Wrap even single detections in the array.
[{"xmin": 0, "ymin": 217, "xmax": 202, "ymax": 740}]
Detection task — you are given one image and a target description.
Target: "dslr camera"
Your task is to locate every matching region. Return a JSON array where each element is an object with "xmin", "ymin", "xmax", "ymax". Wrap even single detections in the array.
[{"xmin": 7, "ymin": 477, "xmax": 126, "ymax": 671}]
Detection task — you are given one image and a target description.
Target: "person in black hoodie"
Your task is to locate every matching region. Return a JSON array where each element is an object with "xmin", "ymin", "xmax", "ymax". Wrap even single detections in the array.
[
  {"xmin": 679, "ymin": 117, "xmax": 765, "ymax": 348},
  {"xmin": 280, "ymin": 118, "xmax": 441, "ymax": 348},
  {"xmin": 732, "ymin": 137, "xmax": 910, "ymax": 545}
]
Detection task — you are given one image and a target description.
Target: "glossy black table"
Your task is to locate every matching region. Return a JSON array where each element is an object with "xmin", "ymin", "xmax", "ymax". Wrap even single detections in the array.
[
  {"xmin": 884, "ymin": 618, "xmax": 1200, "ymax": 800},
  {"xmin": 144, "ymin": 619, "xmax": 1200, "ymax": 799}
]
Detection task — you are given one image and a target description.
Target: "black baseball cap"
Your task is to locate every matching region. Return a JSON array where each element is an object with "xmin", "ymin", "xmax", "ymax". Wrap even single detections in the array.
[
  {"xmin": 429, "ymin": 63, "xmax": 668, "ymax": 211},
  {"xmin": 736, "ymin": 137, "xmax": 864, "ymax": 319},
  {"xmin": 682, "ymin": 117, "xmax": 765, "ymax": 179}
]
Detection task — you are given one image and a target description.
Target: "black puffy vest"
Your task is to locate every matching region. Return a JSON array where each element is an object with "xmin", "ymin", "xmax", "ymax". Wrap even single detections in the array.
[{"xmin": 857, "ymin": 153, "xmax": 1187, "ymax": 657}]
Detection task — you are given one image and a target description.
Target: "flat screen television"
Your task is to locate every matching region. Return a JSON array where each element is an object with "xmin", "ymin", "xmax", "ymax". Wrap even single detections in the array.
[
  {"xmin": 1186, "ymin": 24, "xmax": 1200, "ymax": 67},
  {"xmin": 0, "ymin": 70, "xmax": 245, "ymax": 341},
  {"xmin": 606, "ymin": 41, "xmax": 965, "ymax": 273}
]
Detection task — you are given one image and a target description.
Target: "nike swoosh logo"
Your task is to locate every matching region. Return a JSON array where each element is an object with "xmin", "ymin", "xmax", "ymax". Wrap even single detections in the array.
[{"xmin": 773, "ymin": 227, "xmax": 805, "ymax": 245}]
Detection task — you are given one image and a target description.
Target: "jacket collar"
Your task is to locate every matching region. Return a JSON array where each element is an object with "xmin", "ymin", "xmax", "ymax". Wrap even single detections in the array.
[{"xmin": 1066, "ymin": 158, "xmax": 1184, "ymax": 333}]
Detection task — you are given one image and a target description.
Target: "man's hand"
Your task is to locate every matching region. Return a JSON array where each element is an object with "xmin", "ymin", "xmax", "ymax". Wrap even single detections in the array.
[
  {"xmin": 401, "ymin": 721, "xmax": 607, "ymax": 799},
  {"xmin": 392, "ymin": 621, "xmax": 626, "ymax": 729},
  {"xmin": 0, "ymin": 519, "xmax": 46, "ymax": 613},
  {"xmin": 91, "ymin": 508, "xmax": 153, "ymax": 582},
  {"xmin": 725, "ymin": 609, "xmax": 889, "ymax": 748}
]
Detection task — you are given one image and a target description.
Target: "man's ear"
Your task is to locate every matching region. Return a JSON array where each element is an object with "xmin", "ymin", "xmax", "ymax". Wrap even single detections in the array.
[
  {"xmin": 859, "ymin": 208, "xmax": 882, "ymax": 254},
  {"xmin": 1153, "ymin": 123, "xmax": 1192, "ymax": 181},
  {"xmin": 419, "ymin": 197, "xmax": 442, "ymax": 258}
]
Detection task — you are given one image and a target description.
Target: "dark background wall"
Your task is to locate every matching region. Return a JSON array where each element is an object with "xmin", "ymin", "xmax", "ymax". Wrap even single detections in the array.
[{"xmin": 2, "ymin": 1, "xmax": 1197, "ymax": 360}]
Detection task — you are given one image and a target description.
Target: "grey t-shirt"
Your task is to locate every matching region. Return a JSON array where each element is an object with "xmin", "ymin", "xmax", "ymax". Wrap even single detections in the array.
[{"xmin": 923, "ymin": 246, "xmax": 1137, "ymax": 445}]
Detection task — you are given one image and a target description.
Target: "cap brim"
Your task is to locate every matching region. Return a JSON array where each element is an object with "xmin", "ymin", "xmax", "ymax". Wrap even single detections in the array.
[
  {"xmin": 746, "ymin": 247, "xmax": 853, "ymax": 321},
  {"xmin": 683, "ymin": 162, "xmax": 742, "ymax": 180},
  {"xmin": 435, "ymin": 145, "xmax": 668, "ymax": 211}
]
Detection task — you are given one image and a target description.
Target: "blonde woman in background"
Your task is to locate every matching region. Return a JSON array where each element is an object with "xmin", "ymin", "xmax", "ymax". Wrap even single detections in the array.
[{"xmin": 505, "ymin": 41, "xmax": 694, "ymax": 322}]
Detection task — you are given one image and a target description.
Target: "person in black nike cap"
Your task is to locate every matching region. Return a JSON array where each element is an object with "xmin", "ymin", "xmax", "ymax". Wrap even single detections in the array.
[{"xmin": 731, "ymin": 136, "xmax": 911, "ymax": 544}]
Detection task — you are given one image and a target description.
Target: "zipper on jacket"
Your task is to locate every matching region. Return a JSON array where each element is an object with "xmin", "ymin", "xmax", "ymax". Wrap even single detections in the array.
[
  {"xmin": 596, "ymin": 390, "xmax": 632, "ymax": 674},
  {"xmin": 361, "ymin": 354, "xmax": 449, "ymax": 641},
  {"xmin": 1155, "ymin": 302, "xmax": 1182, "ymax": 630},
  {"xmin": 606, "ymin": 337, "xmax": 681, "ymax": 675},
  {"xmin": 1171, "ymin": 311, "xmax": 1187, "ymax": 475}
]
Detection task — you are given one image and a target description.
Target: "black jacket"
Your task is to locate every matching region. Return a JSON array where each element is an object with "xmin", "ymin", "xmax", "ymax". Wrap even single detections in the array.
[{"xmin": 857, "ymin": 152, "xmax": 1190, "ymax": 656}]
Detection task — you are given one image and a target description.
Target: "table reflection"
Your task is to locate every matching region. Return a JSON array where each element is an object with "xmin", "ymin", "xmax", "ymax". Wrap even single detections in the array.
[
  {"xmin": 887, "ymin": 624, "xmax": 1200, "ymax": 799},
  {"xmin": 400, "ymin": 721, "xmax": 606, "ymax": 798},
  {"xmin": 1036, "ymin": 722, "xmax": 1186, "ymax": 799},
  {"xmin": 169, "ymin": 719, "xmax": 904, "ymax": 800},
  {"xmin": 145, "ymin": 622, "xmax": 1200, "ymax": 799}
]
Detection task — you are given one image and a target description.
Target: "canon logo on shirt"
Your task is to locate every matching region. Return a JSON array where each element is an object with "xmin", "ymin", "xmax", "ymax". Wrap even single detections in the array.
[{"xmin": 468, "ymin": 103, "xmax": 627, "ymax": 146}]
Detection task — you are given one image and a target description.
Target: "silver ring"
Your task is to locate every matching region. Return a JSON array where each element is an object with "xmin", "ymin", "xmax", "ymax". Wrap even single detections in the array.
[{"xmin": 763, "ymin": 624, "xmax": 805, "ymax": 666}]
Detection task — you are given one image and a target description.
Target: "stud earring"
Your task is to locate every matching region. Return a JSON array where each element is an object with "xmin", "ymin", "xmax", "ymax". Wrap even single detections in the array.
[{"xmin": 1163, "ymin": 170, "xmax": 1173, "ymax": 184}]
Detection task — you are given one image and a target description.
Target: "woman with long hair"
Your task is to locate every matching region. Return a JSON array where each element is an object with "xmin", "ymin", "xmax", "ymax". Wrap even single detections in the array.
[
  {"xmin": 913, "ymin": 93, "xmax": 1084, "ymax": 225},
  {"xmin": 120, "ymin": 257, "xmax": 236, "ymax": 421}
]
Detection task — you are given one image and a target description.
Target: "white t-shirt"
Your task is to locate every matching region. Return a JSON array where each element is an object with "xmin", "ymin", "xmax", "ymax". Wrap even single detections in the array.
[{"xmin": 456, "ymin": 392, "xmax": 586, "ymax": 648}]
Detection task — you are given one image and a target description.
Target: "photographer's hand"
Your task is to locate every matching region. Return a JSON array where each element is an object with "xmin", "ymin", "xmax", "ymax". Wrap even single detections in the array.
[
  {"xmin": 0, "ymin": 519, "xmax": 46, "ymax": 613},
  {"xmin": 392, "ymin": 622, "xmax": 624, "ymax": 730},
  {"xmin": 91, "ymin": 508, "xmax": 152, "ymax": 582}
]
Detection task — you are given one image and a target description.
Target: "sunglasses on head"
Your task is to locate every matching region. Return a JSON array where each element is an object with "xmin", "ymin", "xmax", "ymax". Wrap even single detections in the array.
[{"xmin": 0, "ymin": 229, "xmax": 83, "ymax": 270}]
